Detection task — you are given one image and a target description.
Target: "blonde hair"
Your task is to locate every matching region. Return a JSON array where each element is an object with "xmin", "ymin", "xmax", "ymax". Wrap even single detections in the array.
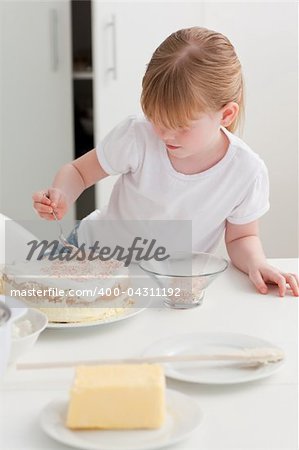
[{"xmin": 141, "ymin": 27, "xmax": 244, "ymax": 134}]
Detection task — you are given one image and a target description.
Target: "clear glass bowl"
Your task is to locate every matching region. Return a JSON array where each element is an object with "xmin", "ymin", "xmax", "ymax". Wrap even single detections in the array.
[{"xmin": 139, "ymin": 252, "xmax": 228, "ymax": 309}]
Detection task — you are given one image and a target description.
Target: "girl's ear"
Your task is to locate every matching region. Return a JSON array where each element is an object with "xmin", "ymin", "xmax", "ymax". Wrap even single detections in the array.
[{"xmin": 221, "ymin": 102, "xmax": 239, "ymax": 127}]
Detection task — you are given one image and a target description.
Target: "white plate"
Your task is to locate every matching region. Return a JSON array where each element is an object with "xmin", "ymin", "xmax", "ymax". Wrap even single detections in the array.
[
  {"xmin": 0, "ymin": 295, "xmax": 28, "ymax": 321},
  {"xmin": 40, "ymin": 389, "xmax": 203, "ymax": 450},
  {"xmin": 142, "ymin": 332, "xmax": 285, "ymax": 384},
  {"xmin": 47, "ymin": 296, "xmax": 151, "ymax": 329}
]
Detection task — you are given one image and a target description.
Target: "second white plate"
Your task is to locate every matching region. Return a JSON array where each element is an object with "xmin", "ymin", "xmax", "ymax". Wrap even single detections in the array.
[
  {"xmin": 142, "ymin": 332, "xmax": 285, "ymax": 384},
  {"xmin": 40, "ymin": 389, "xmax": 203, "ymax": 450}
]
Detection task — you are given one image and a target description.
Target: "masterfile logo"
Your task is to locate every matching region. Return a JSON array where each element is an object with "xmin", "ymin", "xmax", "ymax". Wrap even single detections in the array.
[{"xmin": 26, "ymin": 237, "xmax": 170, "ymax": 267}]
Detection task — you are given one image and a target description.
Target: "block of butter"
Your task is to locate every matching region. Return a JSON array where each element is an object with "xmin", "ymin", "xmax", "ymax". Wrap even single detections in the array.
[{"xmin": 66, "ymin": 364, "xmax": 166, "ymax": 430}]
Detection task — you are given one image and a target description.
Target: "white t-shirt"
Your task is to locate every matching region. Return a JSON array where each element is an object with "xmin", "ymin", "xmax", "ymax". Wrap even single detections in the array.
[{"xmin": 78, "ymin": 115, "xmax": 270, "ymax": 252}]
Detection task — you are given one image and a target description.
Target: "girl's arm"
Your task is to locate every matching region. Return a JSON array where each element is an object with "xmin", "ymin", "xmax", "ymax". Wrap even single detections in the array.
[
  {"xmin": 225, "ymin": 220, "xmax": 299, "ymax": 297},
  {"xmin": 33, "ymin": 149, "xmax": 109, "ymax": 220}
]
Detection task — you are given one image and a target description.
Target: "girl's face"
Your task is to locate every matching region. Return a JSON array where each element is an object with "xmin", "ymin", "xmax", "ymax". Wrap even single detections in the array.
[{"xmin": 151, "ymin": 110, "xmax": 225, "ymax": 159}]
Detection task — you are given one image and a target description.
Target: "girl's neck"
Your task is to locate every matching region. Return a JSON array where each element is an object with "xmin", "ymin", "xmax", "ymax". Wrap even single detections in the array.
[{"xmin": 167, "ymin": 128, "xmax": 230, "ymax": 175}]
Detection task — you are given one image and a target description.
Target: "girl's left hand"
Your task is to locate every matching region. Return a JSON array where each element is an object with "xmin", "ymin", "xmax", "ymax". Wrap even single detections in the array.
[{"xmin": 248, "ymin": 263, "xmax": 299, "ymax": 297}]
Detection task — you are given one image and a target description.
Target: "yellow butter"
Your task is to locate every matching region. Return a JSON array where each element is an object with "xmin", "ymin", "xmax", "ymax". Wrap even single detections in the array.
[{"xmin": 66, "ymin": 364, "xmax": 166, "ymax": 429}]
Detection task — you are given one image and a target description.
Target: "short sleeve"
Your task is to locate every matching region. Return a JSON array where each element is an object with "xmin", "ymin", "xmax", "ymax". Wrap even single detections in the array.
[
  {"xmin": 227, "ymin": 162, "xmax": 270, "ymax": 224},
  {"xmin": 96, "ymin": 116, "xmax": 140, "ymax": 175}
]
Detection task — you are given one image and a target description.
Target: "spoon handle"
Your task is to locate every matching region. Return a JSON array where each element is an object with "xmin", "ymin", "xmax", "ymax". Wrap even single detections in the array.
[{"xmin": 43, "ymin": 193, "xmax": 74, "ymax": 249}]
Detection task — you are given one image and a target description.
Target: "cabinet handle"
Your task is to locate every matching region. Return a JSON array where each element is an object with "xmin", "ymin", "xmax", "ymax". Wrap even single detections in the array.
[
  {"xmin": 49, "ymin": 8, "xmax": 59, "ymax": 71},
  {"xmin": 106, "ymin": 14, "xmax": 117, "ymax": 80}
]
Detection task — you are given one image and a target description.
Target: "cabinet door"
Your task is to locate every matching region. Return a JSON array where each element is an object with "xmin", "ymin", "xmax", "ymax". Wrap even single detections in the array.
[
  {"xmin": 0, "ymin": 0, "xmax": 75, "ymax": 225},
  {"xmin": 92, "ymin": 1, "xmax": 204, "ymax": 208}
]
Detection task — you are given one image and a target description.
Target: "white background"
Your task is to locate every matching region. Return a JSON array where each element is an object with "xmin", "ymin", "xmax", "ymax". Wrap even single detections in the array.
[{"xmin": 0, "ymin": 1, "xmax": 298, "ymax": 257}]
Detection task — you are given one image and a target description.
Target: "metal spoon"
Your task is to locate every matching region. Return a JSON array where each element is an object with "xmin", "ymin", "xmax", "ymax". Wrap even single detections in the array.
[
  {"xmin": 51, "ymin": 210, "xmax": 77, "ymax": 252},
  {"xmin": 44, "ymin": 194, "xmax": 77, "ymax": 252}
]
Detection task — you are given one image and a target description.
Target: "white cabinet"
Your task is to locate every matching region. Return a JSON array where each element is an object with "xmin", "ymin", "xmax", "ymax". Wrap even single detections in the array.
[
  {"xmin": 92, "ymin": 1, "xmax": 204, "ymax": 208},
  {"xmin": 0, "ymin": 0, "xmax": 75, "ymax": 225}
]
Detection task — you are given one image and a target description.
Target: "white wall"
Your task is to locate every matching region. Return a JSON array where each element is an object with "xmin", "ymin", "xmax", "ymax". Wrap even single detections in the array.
[{"xmin": 201, "ymin": 1, "xmax": 298, "ymax": 258}]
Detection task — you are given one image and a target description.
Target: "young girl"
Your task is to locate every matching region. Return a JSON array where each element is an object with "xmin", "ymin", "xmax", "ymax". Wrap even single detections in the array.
[{"xmin": 33, "ymin": 27, "xmax": 298, "ymax": 297}]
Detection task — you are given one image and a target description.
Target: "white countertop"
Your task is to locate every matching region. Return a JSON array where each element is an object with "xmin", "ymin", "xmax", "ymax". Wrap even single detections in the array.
[{"xmin": 1, "ymin": 258, "xmax": 298, "ymax": 450}]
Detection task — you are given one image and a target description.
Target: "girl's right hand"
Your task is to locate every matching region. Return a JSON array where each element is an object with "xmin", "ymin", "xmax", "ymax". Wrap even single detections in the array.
[{"xmin": 32, "ymin": 188, "xmax": 69, "ymax": 220}]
